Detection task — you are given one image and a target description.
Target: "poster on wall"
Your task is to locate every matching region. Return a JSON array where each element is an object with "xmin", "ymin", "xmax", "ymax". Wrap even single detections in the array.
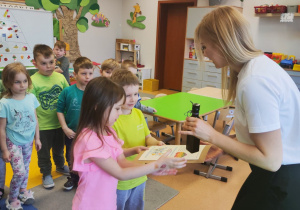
[
  {"xmin": 127, "ymin": 3, "xmax": 146, "ymax": 29},
  {"xmin": 0, "ymin": 6, "xmax": 53, "ymax": 67}
]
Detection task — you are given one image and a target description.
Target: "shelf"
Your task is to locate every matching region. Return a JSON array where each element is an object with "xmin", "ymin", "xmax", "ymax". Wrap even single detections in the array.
[{"xmin": 255, "ymin": 13, "xmax": 300, "ymax": 17}]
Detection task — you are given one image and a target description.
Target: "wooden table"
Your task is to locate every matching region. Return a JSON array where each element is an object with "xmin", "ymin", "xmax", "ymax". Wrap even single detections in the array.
[
  {"xmin": 188, "ymin": 87, "xmax": 225, "ymax": 99},
  {"xmin": 141, "ymin": 92, "xmax": 227, "ymax": 145}
]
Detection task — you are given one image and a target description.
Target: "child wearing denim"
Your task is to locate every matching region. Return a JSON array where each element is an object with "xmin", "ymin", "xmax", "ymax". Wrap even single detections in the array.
[
  {"xmin": 0, "ymin": 63, "xmax": 41, "ymax": 210},
  {"xmin": 31, "ymin": 44, "xmax": 69, "ymax": 189},
  {"xmin": 111, "ymin": 69, "xmax": 166, "ymax": 210},
  {"xmin": 57, "ymin": 57, "xmax": 94, "ymax": 190}
]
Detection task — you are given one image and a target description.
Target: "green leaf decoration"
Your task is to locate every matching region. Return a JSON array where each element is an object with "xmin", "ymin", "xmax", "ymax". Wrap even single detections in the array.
[
  {"xmin": 53, "ymin": 18, "xmax": 60, "ymax": 40},
  {"xmin": 130, "ymin": 12, "xmax": 134, "ymax": 19},
  {"xmin": 80, "ymin": 0, "xmax": 97, "ymax": 17},
  {"xmin": 41, "ymin": 0, "xmax": 59, "ymax": 11},
  {"xmin": 25, "ymin": 0, "xmax": 43, "ymax": 9},
  {"xmin": 89, "ymin": 3, "xmax": 99, "ymax": 15},
  {"xmin": 91, "ymin": 19, "xmax": 110, "ymax": 27},
  {"xmin": 127, "ymin": 20, "xmax": 146, "ymax": 29},
  {"xmin": 60, "ymin": 0, "xmax": 71, "ymax": 3},
  {"xmin": 77, "ymin": 17, "xmax": 89, "ymax": 32},
  {"xmin": 136, "ymin": 16, "xmax": 146, "ymax": 22},
  {"xmin": 61, "ymin": 0, "xmax": 79, "ymax": 10},
  {"xmin": 80, "ymin": 0, "xmax": 89, "ymax": 7}
]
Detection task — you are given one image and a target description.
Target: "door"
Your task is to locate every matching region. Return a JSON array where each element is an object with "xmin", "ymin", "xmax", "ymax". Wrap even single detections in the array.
[{"xmin": 155, "ymin": 1, "xmax": 196, "ymax": 91}]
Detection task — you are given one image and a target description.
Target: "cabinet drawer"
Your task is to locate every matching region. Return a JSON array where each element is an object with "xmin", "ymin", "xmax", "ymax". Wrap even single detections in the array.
[
  {"xmin": 184, "ymin": 60, "xmax": 200, "ymax": 70},
  {"xmin": 205, "ymin": 62, "xmax": 221, "ymax": 73},
  {"xmin": 182, "ymin": 78, "xmax": 202, "ymax": 89},
  {"xmin": 202, "ymin": 81, "xmax": 221, "ymax": 88},
  {"xmin": 203, "ymin": 72, "xmax": 221, "ymax": 83},
  {"xmin": 184, "ymin": 68, "xmax": 202, "ymax": 80},
  {"xmin": 182, "ymin": 86, "xmax": 193, "ymax": 92}
]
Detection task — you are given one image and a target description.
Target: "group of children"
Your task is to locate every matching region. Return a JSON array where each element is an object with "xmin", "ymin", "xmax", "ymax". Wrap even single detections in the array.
[{"xmin": 0, "ymin": 42, "xmax": 186, "ymax": 210}]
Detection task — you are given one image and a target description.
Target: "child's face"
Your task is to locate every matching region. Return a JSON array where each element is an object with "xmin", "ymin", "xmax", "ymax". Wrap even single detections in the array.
[
  {"xmin": 74, "ymin": 68, "xmax": 94, "ymax": 87},
  {"xmin": 122, "ymin": 84, "xmax": 139, "ymax": 111},
  {"xmin": 33, "ymin": 54, "xmax": 56, "ymax": 76},
  {"xmin": 101, "ymin": 69, "xmax": 113, "ymax": 78},
  {"xmin": 10, "ymin": 72, "xmax": 28, "ymax": 97},
  {"xmin": 107, "ymin": 97, "xmax": 124, "ymax": 127},
  {"xmin": 53, "ymin": 46, "xmax": 65, "ymax": 59},
  {"xmin": 128, "ymin": 67, "xmax": 137, "ymax": 75}
]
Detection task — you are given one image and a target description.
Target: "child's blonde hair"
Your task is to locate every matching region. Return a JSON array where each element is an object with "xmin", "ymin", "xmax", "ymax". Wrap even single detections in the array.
[
  {"xmin": 33, "ymin": 44, "xmax": 54, "ymax": 60},
  {"xmin": 111, "ymin": 68, "xmax": 139, "ymax": 87},
  {"xmin": 73, "ymin": 57, "xmax": 93, "ymax": 74},
  {"xmin": 54, "ymin": 41, "xmax": 66, "ymax": 50},
  {"xmin": 121, "ymin": 60, "xmax": 137, "ymax": 70},
  {"xmin": 101, "ymin": 58, "xmax": 120, "ymax": 71},
  {"xmin": 1, "ymin": 62, "xmax": 32, "ymax": 98}
]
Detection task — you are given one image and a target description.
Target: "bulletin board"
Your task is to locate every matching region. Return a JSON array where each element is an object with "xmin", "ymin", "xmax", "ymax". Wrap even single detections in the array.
[{"xmin": 0, "ymin": 6, "xmax": 53, "ymax": 67}]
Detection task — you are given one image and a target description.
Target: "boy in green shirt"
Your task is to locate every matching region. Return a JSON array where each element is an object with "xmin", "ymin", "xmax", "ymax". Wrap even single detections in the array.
[
  {"xmin": 111, "ymin": 69, "xmax": 164, "ymax": 210},
  {"xmin": 57, "ymin": 57, "xmax": 94, "ymax": 190},
  {"xmin": 31, "ymin": 44, "xmax": 69, "ymax": 189}
]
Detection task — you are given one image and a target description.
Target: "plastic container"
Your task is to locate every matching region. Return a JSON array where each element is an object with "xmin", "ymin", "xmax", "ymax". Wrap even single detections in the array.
[
  {"xmin": 270, "ymin": 5, "xmax": 287, "ymax": 13},
  {"xmin": 287, "ymin": 5, "xmax": 298, "ymax": 13},
  {"xmin": 254, "ymin": 6, "xmax": 267, "ymax": 14},
  {"xmin": 143, "ymin": 79, "xmax": 159, "ymax": 91}
]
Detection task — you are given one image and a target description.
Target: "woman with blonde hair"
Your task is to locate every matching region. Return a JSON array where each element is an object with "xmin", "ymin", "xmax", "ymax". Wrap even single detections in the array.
[{"xmin": 180, "ymin": 6, "xmax": 300, "ymax": 210}]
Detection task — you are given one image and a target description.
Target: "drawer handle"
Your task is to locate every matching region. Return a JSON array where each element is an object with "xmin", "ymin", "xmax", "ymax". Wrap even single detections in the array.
[
  {"xmin": 187, "ymin": 72, "xmax": 196, "ymax": 75},
  {"xmin": 188, "ymin": 63, "xmax": 198, "ymax": 65},
  {"xmin": 208, "ymin": 75, "xmax": 217, "ymax": 78},
  {"xmin": 187, "ymin": 81, "xmax": 196, "ymax": 84}
]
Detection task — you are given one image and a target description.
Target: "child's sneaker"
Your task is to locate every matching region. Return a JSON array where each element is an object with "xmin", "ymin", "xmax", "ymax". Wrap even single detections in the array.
[
  {"xmin": 63, "ymin": 177, "xmax": 76, "ymax": 191},
  {"xmin": 56, "ymin": 165, "xmax": 70, "ymax": 176},
  {"xmin": 42, "ymin": 175, "xmax": 55, "ymax": 189},
  {"xmin": 5, "ymin": 197, "xmax": 23, "ymax": 210},
  {"xmin": 18, "ymin": 190, "xmax": 35, "ymax": 205}
]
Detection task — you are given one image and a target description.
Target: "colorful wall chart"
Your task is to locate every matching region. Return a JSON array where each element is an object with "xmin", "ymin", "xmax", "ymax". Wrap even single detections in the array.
[{"xmin": 0, "ymin": 5, "xmax": 53, "ymax": 67}]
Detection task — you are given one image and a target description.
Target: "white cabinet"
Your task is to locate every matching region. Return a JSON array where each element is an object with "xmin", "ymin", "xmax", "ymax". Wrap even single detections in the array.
[
  {"xmin": 137, "ymin": 67, "xmax": 151, "ymax": 89},
  {"xmin": 182, "ymin": 59, "xmax": 221, "ymax": 92}
]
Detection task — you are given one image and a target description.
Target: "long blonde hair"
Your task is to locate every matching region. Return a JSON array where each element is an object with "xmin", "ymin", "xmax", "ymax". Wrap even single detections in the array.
[{"xmin": 194, "ymin": 6, "xmax": 262, "ymax": 103}]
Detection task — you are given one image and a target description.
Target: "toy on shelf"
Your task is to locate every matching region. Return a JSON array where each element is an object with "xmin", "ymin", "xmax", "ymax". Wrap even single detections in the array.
[{"xmin": 271, "ymin": 54, "xmax": 281, "ymax": 64}]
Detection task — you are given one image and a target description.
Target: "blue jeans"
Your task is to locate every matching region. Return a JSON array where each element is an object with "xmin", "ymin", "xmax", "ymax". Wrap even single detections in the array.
[
  {"xmin": 117, "ymin": 182, "xmax": 146, "ymax": 210},
  {"xmin": 0, "ymin": 149, "xmax": 5, "ymax": 189}
]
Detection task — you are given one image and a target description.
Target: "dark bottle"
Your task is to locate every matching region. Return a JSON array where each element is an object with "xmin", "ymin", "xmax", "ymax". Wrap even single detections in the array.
[{"xmin": 186, "ymin": 103, "xmax": 200, "ymax": 153}]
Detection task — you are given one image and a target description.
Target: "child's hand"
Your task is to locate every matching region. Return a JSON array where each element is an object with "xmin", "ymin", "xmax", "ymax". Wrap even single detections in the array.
[
  {"xmin": 35, "ymin": 139, "xmax": 42, "ymax": 152},
  {"xmin": 135, "ymin": 146, "xmax": 148, "ymax": 154},
  {"xmin": 153, "ymin": 108, "xmax": 157, "ymax": 113},
  {"xmin": 2, "ymin": 150, "xmax": 11, "ymax": 162},
  {"xmin": 157, "ymin": 141, "xmax": 165, "ymax": 146},
  {"xmin": 152, "ymin": 168, "xmax": 177, "ymax": 176},
  {"xmin": 54, "ymin": 67, "xmax": 63, "ymax": 73},
  {"xmin": 63, "ymin": 127, "xmax": 76, "ymax": 139},
  {"xmin": 154, "ymin": 149, "xmax": 186, "ymax": 171}
]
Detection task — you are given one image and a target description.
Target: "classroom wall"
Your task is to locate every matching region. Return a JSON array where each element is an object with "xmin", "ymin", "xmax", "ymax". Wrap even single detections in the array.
[{"xmin": 77, "ymin": 0, "xmax": 122, "ymax": 65}]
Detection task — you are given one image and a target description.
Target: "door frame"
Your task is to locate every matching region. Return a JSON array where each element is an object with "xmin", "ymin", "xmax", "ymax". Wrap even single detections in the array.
[{"xmin": 155, "ymin": 0, "xmax": 197, "ymax": 89}]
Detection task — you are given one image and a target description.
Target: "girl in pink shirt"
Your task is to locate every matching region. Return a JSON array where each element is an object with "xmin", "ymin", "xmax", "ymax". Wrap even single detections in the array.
[{"xmin": 72, "ymin": 77, "xmax": 186, "ymax": 210}]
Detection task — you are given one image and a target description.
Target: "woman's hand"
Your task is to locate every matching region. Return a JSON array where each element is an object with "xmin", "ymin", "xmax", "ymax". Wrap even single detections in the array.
[
  {"xmin": 179, "ymin": 117, "xmax": 217, "ymax": 143},
  {"xmin": 152, "ymin": 149, "xmax": 186, "ymax": 175}
]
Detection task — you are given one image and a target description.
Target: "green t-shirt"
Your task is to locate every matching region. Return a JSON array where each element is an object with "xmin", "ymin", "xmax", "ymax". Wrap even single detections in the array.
[
  {"xmin": 56, "ymin": 84, "xmax": 83, "ymax": 132},
  {"xmin": 30, "ymin": 72, "xmax": 69, "ymax": 130},
  {"xmin": 112, "ymin": 108, "xmax": 150, "ymax": 190}
]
